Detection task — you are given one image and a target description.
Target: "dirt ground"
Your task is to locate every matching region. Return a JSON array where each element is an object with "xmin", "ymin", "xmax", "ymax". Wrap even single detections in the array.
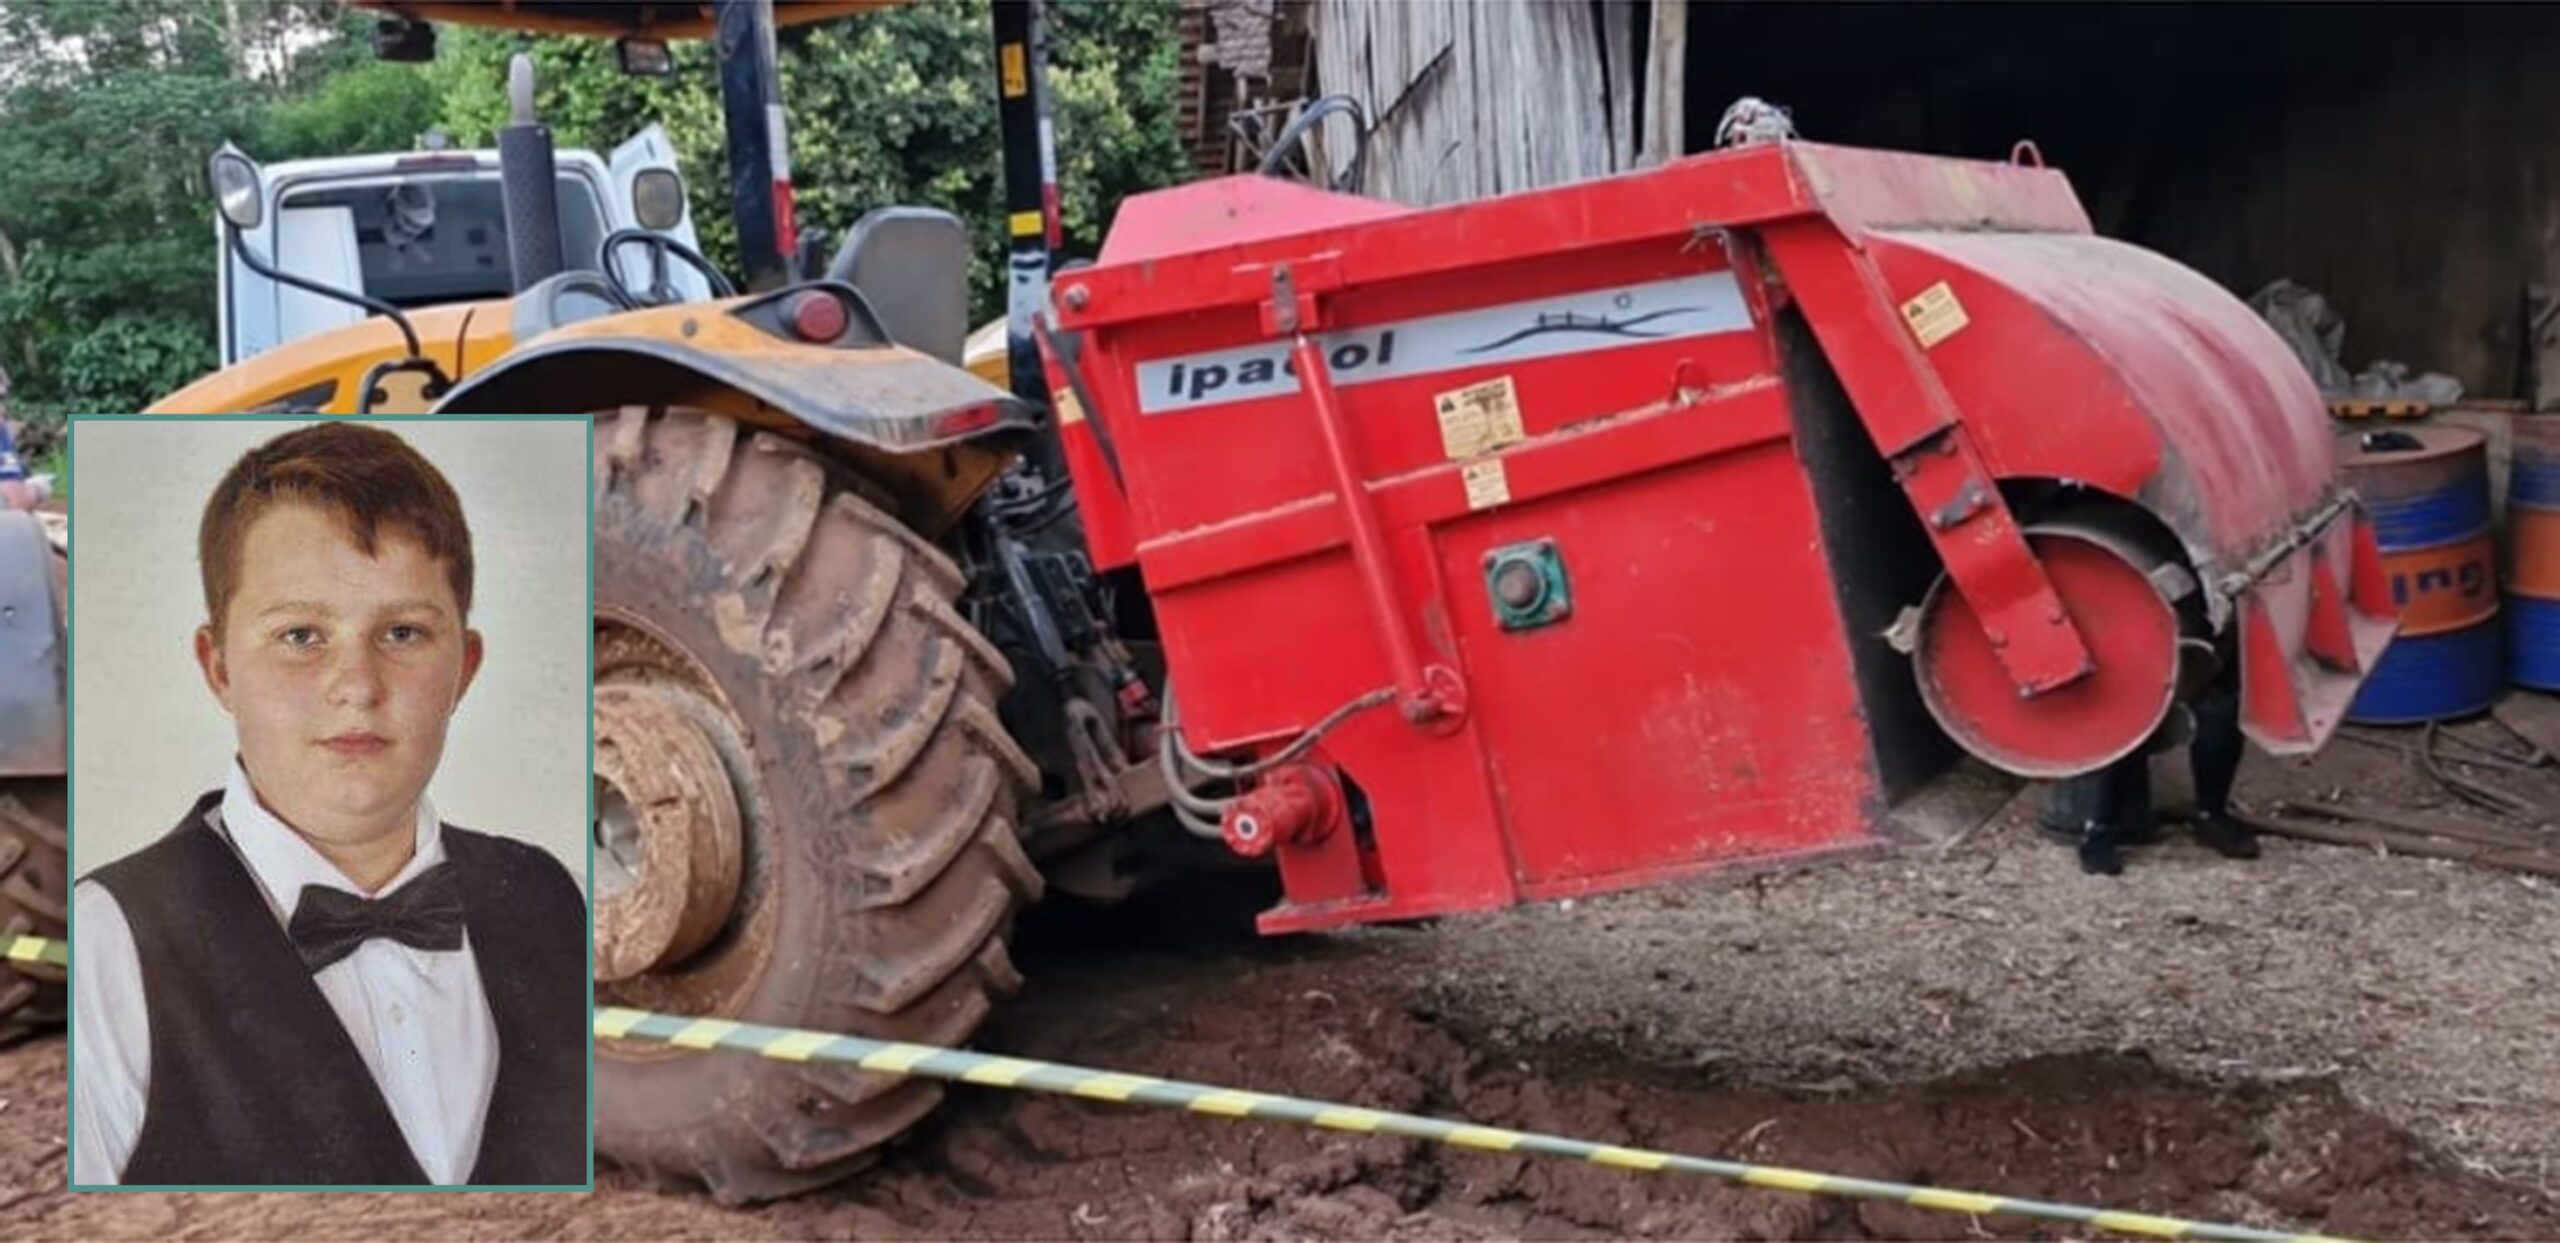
[{"xmin": 3, "ymin": 702, "xmax": 2557, "ymax": 1241}]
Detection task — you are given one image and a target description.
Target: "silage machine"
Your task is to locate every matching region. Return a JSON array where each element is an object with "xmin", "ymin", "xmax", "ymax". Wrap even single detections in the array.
[
  {"xmin": 1052, "ymin": 140, "xmax": 2396, "ymax": 929},
  {"xmin": 131, "ymin": 0, "xmax": 2391, "ymax": 1202}
]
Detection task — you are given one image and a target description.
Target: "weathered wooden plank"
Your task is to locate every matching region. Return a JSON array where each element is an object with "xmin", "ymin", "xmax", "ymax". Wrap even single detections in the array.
[
  {"xmin": 1313, "ymin": 0, "xmax": 1645, "ymax": 205},
  {"xmin": 1603, "ymin": 0, "xmax": 1637, "ymax": 171},
  {"xmin": 1641, "ymin": 0, "xmax": 1687, "ymax": 166}
]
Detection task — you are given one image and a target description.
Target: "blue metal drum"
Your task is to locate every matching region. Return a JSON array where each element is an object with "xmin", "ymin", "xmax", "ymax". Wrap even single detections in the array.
[
  {"xmin": 2508, "ymin": 415, "xmax": 2560, "ymax": 690},
  {"xmin": 2341, "ymin": 427, "xmax": 2500, "ymax": 724}
]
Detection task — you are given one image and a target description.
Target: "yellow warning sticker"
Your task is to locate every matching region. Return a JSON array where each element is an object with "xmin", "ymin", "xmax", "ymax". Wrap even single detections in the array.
[
  {"xmin": 1462, "ymin": 459, "xmax": 1511, "ymax": 511},
  {"xmin": 1435, "ymin": 375, "xmax": 1526, "ymax": 460},
  {"xmin": 1000, "ymin": 43, "xmax": 1028, "ymax": 98},
  {"xmin": 1901, "ymin": 281, "xmax": 1970, "ymax": 349},
  {"xmin": 1053, "ymin": 386, "xmax": 1087, "ymax": 425}
]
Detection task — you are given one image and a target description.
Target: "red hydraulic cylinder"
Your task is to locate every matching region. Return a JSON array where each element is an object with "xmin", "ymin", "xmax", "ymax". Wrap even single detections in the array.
[{"xmin": 1291, "ymin": 332, "xmax": 1463, "ymax": 727}]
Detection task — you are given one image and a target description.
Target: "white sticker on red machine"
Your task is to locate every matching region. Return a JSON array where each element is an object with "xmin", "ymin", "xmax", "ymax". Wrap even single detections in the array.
[
  {"xmin": 1901, "ymin": 281, "xmax": 1970, "ymax": 348},
  {"xmin": 1134, "ymin": 269, "xmax": 1751, "ymax": 415},
  {"xmin": 1461, "ymin": 459, "xmax": 1512, "ymax": 510},
  {"xmin": 1434, "ymin": 375, "xmax": 1526, "ymax": 460}
]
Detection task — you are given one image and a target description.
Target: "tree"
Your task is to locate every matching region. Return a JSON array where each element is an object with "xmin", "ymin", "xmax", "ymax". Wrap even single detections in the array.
[
  {"xmin": 1045, "ymin": 0, "xmax": 1189, "ymax": 265},
  {"xmin": 258, "ymin": 59, "xmax": 441, "ymax": 159},
  {"xmin": 0, "ymin": 2, "xmax": 259, "ymax": 417},
  {"xmin": 0, "ymin": 0, "xmax": 1190, "ymax": 418},
  {"xmin": 0, "ymin": 0, "xmax": 357, "ymax": 418}
]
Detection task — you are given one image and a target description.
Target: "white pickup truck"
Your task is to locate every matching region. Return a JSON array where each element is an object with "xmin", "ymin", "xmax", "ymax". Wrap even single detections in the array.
[{"xmin": 217, "ymin": 125, "xmax": 711, "ymax": 366}]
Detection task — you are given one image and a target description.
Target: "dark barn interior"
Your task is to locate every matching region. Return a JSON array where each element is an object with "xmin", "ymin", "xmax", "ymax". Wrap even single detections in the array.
[{"xmin": 1687, "ymin": 2, "xmax": 2560, "ymax": 400}]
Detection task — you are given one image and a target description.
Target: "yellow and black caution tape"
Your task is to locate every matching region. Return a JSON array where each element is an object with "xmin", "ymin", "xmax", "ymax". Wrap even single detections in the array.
[
  {"xmin": 5, "ymin": 934, "xmax": 65, "ymax": 967},
  {"xmin": 0, "ymin": 936, "xmax": 2352, "ymax": 1243},
  {"xmin": 598, "ymin": 1006, "xmax": 2352, "ymax": 1243}
]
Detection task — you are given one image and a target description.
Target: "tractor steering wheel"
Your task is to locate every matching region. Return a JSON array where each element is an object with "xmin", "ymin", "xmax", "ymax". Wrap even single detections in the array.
[{"xmin": 602, "ymin": 228, "xmax": 739, "ymax": 305}]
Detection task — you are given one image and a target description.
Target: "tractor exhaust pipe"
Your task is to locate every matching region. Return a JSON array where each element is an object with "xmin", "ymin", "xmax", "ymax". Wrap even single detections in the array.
[{"xmin": 498, "ymin": 53, "xmax": 565, "ymax": 293}]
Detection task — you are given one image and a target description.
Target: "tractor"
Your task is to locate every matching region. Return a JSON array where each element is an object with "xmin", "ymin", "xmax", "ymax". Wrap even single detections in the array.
[{"xmin": 132, "ymin": 0, "xmax": 2392, "ymax": 1205}]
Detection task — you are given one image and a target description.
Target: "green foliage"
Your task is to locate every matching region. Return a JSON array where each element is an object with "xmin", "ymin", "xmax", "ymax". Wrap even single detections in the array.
[
  {"xmin": 0, "ymin": 0, "xmax": 1190, "ymax": 418},
  {"xmin": 51, "ymin": 313, "xmax": 211, "ymax": 410},
  {"xmin": 0, "ymin": 0, "xmax": 273, "ymax": 417},
  {"xmin": 420, "ymin": 0, "xmax": 1189, "ymax": 320},
  {"xmin": 1047, "ymin": 0, "xmax": 1189, "ymax": 258},
  {"xmin": 258, "ymin": 60, "xmax": 442, "ymax": 159},
  {"xmin": 28, "ymin": 442, "xmax": 66, "ymax": 497}
]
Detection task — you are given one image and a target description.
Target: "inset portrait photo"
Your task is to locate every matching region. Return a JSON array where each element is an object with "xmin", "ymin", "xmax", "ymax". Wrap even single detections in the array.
[{"xmin": 68, "ymin": 416, "xmax": 590, "ymax": 1190}]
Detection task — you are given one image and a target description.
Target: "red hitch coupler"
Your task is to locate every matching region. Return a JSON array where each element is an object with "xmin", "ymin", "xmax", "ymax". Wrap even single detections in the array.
[{"xmin": 1220, "ymin": 764, "xmax": 1347, "ymax": 858}]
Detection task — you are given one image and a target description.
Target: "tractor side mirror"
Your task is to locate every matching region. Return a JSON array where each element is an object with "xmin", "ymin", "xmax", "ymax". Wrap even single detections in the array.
[
  {"xmin": 207, "ymin": 140, "xmax": 442, "ymax": 404},
  {"xmin": 632, "ymin": 168, "xmax": 687, "ymax": 231},
  {"xmin": 208, "ymin": 145, "xmax": 265, "ymax": 233}
]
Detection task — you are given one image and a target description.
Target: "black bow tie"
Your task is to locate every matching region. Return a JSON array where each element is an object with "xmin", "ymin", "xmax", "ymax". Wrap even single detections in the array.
[{"xmin": 286, "ymin": 862, "xmax": 467, "ymax": 974}]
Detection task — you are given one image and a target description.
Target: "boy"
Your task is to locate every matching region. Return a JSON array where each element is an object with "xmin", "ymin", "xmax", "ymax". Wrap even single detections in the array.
[{"xmin": 71, "ymin": 421, "xmax": 585, "ymax": 1186}]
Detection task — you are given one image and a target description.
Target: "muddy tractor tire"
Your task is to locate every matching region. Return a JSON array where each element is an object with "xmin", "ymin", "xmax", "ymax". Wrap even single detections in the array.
[
  {"xmin": 0, "ymin": 779, "xmax": 67, "ymax": 1044},
  {"xmin": 591, "ymin": 409, "xmax": 1041, "ymax": 1202}
]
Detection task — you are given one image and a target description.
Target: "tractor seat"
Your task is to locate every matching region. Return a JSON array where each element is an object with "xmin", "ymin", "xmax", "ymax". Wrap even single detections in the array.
[{"xmin": 825, "ymin": 207, "xmax": 969, "ymax": 366}]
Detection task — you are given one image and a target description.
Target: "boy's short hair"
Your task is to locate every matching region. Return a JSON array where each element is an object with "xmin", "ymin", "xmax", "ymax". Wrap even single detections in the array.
[{"xmin": 198, "ymin": 422, "xmax": 474, "ymax": 635}]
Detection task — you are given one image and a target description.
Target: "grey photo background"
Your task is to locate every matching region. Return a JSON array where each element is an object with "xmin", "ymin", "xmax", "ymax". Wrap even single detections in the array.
[{"xmin": 69, "ymin": 417, "xmax": 588, "ymax": 885}]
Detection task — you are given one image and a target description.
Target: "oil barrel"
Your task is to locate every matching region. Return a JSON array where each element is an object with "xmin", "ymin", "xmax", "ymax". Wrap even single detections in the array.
[
  {"xmin": 2340, "ymin": 427, "xmax": 2501, "ymax": 723},
  {"xmin": 2509, "ymin": 414, "xmax": 2560, "ymax": 690}
]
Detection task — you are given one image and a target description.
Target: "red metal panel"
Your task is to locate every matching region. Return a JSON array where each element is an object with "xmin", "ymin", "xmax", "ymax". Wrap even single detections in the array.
[
  {"xmin": 1034, "ymin": 335, "xmax": 1138, "ymax": 567},
  {"xmin": 1136, "ymin": 380, "xmax": 1795, "ymax": 594},
  {"xmin": 1120, "ymin": 245, "xmax": 1779, "ymax": 754},
  {"xmin": 1438, "ymin": 445, "xmax": 1881, "ymax": 890},
  {"xmin": 1089, "ymin": 252, "xmax": 1777, "ymax": 554},
  {"xmin": 1866, "ymin": 231, "xmax": 2333, "ymax": 559},
  {"xmin": 1058, "ymin": 143, "xmax": 2091, "ymax": 337},
  {"xmin": 1089, "ymin": 223, "xmax": 1879, "ymax": 931},
  {"xmin": 1782, "ymin": 144, "xmax": 2091, "ymax": 235},
  {"xmin": 2232, "ymin": 510, "xmax": 2392, "ymax": 750},
  {"xmin": 1093, "ymin": 173, "xmax": 1409, "ymax": 268},
  {"xmin": 1061, "ymin": 147, "xmax": 1802, "ymax": 333}
]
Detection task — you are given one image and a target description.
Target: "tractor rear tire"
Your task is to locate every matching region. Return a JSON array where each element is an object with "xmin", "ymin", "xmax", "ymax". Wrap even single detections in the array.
[
  {"xmin": 0, "ymin": 779, "xmax": 66, "ymax": 1045},
  {"xmin": 591, "ymin": 409, "xmax": 1041, "ymax": 1203}
]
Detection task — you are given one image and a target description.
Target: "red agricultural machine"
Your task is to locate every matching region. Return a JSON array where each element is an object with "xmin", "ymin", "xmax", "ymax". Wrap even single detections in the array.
[
  {"xmin": 1051, "ymin": 140, "xmax": 2395, "ymax": 932},
  {"xmin": 136, "ymin": 0, "xmax": 2393, "ymax": 1204}
]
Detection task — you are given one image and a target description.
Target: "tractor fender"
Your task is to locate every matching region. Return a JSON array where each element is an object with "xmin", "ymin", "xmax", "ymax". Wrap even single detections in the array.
[
  {"xmin": 436, "ymin": 290, "xmax": 1040, "ymax": 451},
  {"xmin": 0, "ymin": 510, "xmax": 65, "ymax": 779},
  {"xmin": 435, "ymin": 294, "xmax": 1038, "ymax": 532}
]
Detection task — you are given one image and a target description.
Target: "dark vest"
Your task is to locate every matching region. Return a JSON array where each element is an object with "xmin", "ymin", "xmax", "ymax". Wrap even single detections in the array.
[{"xmin": 88, "ymin": 790, "xmax": 587, "ymax": 1186}]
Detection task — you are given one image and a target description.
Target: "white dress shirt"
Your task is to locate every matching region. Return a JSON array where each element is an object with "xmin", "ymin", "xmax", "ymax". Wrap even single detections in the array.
[{"xmin": 71, "ymin": 762, "xmax": 500, "ymax": 1185}]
